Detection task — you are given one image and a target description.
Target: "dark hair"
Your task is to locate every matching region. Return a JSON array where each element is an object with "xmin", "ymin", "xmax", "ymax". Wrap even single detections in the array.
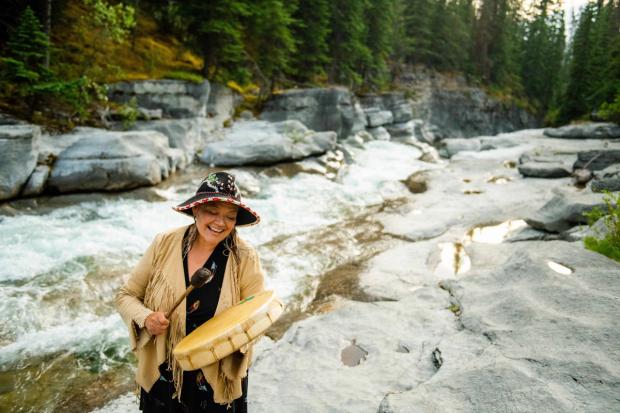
[{"xmin": 183, "ymin": 223, "xmax": 239, "ymax": 265}]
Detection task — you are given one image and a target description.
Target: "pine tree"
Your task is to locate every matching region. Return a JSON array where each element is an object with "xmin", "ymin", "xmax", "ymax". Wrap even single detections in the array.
[
  {"xmin": 327, "ymin": 0, "xmax": 371, "ymax": 88},
  {"xmin": 290, "ymin": 0, "xmax": 332, "ymax": 83},
  {"xmin": 244, "ymin": 0, "xmax": 296, "ymax": 94},
  {"xmin": 176, "ymin": 0, "xmax": 251, "ymax": 81},
  {"xmin": 402, "ymin": 0, "xmax": 434, "ymax": 65},
  {"xmin": 522, "ymin": 0, "xmax": 565, "ymax": 112},
  {"xmin": 5, "ymin": 6, "xmax": 50, "ymax": 83},
  {"xmin": 361, "ymin": 0, "xmax": 396, "ymax": 89}
]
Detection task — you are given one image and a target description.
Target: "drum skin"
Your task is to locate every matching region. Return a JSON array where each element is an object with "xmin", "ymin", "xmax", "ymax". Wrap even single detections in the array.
[{"xmin": 173, "ymin": 290, "xmax": 284, "ymax": 370}]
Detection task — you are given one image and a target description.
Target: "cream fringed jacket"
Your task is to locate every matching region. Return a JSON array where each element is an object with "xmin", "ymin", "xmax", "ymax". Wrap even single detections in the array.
[{"xmin": 115, "ymin": 225, "xmax": 265, "ymax": 405}]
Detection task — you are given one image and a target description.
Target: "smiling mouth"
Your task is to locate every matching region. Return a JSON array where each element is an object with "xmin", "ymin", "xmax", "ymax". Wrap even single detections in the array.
[{"xmin": 207, "ymin": 225, "xmax": 224, "ymax": 234}]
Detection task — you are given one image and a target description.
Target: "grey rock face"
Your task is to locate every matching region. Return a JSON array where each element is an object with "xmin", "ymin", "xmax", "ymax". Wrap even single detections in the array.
[
  {"xmin": 198, "ymin": 120, "xmax": 337, "ymax": 166},
  {"xmin": 367, "ymin": 126, "xmax": 391, "ymax": 141},
  {"xmin": 0, "ymin": 125, "xmax": 40, "ymax": 200},
  {"xmin": 591, "ymin": 164, "xmax": 620, "ymax": 192},
  {"xmin": 365, "ymin": 109, "xmax": 394, "ymax": 127},
  {"xmin": 525, "ymin": 191, "xmax": 607, "ymax": 232},
  {"xmin": 22, "ymin": 165, "xmax": 51, "ymax": 197},
  {"xmin": 260, "ymin": 88, "xmax": 366, "ymax": 140},
  {"xmin": 47, "ymin": 129, "xmax": 186, "ymax": 193},
  {"xmin": 544, "ymin": 122, "xmax": 620, "ymax": 139},
  {"xmin": 358, "ymin": 92, "xmax": 414, "ymax": 124},
  {"xmin": 518, "ymin": 162, "xmax": 572, "ymax": 178},
  {"xmin": 573, "ymin": 149, "xmax": 620, "ymax": 171},
  {"xmin": 385, "ymin": 121, "xmax": 415, "ymax": 138},
  {"xmin": 130, "ymin": 119, "xmax": 200, "ymax": 165},
  {"xmin": 441, "ymin": 138, "xmax": 481, "ymax": 157},
  {"xmin": 108, "ymin": 79, "xmax": 210, "ymax": 118},
  {"xmin": 207, "ymin": 83, "xmax": 242, "ymax": 123}
]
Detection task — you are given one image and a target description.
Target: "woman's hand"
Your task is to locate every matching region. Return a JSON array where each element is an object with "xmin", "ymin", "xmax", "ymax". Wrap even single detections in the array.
[{"xmin": 145, "ymin": 311, "xmax": 169, "ymax": 336}]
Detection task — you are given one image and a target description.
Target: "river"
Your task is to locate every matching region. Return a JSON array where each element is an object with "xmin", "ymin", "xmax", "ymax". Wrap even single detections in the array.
[{"xmin": 0, "ymin": 140, "xmax": 429, "ymax": 412}]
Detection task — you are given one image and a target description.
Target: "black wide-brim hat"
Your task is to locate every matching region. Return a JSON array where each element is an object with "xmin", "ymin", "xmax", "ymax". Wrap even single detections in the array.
[{"xmin": 173, "ymin": 172, "xmax": 260, "ymax": 226}]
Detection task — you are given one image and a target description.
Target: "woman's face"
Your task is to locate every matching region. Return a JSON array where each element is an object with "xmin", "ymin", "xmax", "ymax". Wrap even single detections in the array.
[{"xmin": 192, "ymin": 201, "xmax": 238, "ymax": 247}]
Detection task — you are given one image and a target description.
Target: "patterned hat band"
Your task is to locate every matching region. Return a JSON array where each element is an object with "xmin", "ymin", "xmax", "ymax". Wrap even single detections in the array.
[{"xmin": 173, "ymin": 172, "xmax": 260, "ymax": 226}]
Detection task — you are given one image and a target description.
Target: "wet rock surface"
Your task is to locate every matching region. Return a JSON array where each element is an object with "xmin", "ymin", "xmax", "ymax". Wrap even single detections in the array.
[
  {"xmin": 198, "ymin": 120, "xmax": 337, "ymax": 166},
  {"xmin": 0, "ymin": 124, "xmax": 40, "ymax": 200},
  {"xmin": 544, "ymin": 122, "xmax": 620, "ymax": 139}
]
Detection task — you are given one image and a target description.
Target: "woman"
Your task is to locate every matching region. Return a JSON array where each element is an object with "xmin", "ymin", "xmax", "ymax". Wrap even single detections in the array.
[{"xmin": 115, "ymin": 172, "xmax": 265, "ymax": 412}]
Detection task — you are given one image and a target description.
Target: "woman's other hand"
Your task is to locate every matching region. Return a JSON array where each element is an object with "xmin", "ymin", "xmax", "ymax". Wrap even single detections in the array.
[{"xmin": 145, "ymin": 311, "xmax": 169, "ymax": 336}]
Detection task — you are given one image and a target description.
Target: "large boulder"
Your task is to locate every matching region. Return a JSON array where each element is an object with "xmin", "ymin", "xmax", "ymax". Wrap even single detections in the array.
[
  {"xmin": 260, "ymin": 88, "xmax": 366, "ymax": 140},
  {"xmin": 47, "ymin": 129, "xmax": 186, "ymax": 193},
  {"xmin": 525, "ymin": 191, "xmax": 607, "ymax": 232},
  {"xmin": 518, "ymin": 162, "xmax": 572, "ymax": 178},
  {"xmin": 591, "ymin": 164, "xmax": 620, "ymax": 192},
  {"xmin": 130, "ymin": 119, "xmax": 200, "ymax": 164},
  {"xmin": 198, "ymin": 120, "xmax": 338, "ymax": 166},
  {"xmin": 108, "ymin": 79, "xmax": 210, "ymax": 118},
  {"xmin": 573, "ymin": 149, "xmax": 620, "ymax": 171},
  {"xmin": 440, "ymin": 138, "xmax": 481, "ymax": 157},
  {"xmin": 544, "ymin": 122, "xmax": 620, "ymax": 139},
  {"xmin": 0, "ymin": 124, "xmax": 40, "ymax": 200}
]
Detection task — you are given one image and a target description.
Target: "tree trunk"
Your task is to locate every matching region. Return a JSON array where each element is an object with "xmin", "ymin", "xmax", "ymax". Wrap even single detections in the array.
[{"xmin": 45, "ymin": 0, "xmax": 52, "ymax": 69}]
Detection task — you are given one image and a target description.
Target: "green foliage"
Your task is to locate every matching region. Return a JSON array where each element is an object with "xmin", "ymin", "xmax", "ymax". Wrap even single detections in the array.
[
  {"xmin": 290, "ymin": 0, "xmax": 332, "ymax": 83},
  {"xmin": 583, "ymin": 191, "xmax": 620, "ymax": 263},
  {"xmin": 30, "ymin": 76, "xmax": 108, "ymax": 121},
  {"xmin": 163, "ymin": 70, "xmax": 205, "ymax": 84},
  {"xmin": 83, "ymin": 0, "xmax": 136, "ymax": 43},
  {"xmin": 3, "ymin": 6, "xmax": 51, "ymax": 84},
  {"xmin": 598, "ymin": 91, "xmax": 620, "ymax": 123},
  {"xmin": 117, "ymin": 97, "xmax": 138, "ymax": 130},
  {"xmin": 327, "ymin": 0, "xmax": 371, "ymax": 88}
]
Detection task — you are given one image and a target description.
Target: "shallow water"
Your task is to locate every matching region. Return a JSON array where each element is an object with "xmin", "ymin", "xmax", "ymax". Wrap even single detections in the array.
[{"xmin": 0, "ymin": 140, "xmax": 427, "ymax": 412}]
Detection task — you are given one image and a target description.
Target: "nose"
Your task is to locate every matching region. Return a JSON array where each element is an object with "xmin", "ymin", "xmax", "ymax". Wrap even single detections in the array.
[{"xmin": 214, "ymin": 213, "xmax": 226, "ymax": 226}]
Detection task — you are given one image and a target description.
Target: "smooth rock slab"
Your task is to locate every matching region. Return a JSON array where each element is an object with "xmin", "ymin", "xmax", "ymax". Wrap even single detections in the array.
[
  {"xmin": 573, "ymin": 149, "xmax": 620, "ymax": 171},
  {"xmin": 22, "ymin": 165, "xmax": 51, "ymax": 197},
  {"xmin": 365, "ymin": 109, "xmax": 394, "ymax": 127},
  {"xmin": 591, "ymin": 164, "xmax": 620, "ymax": 192},
  {"xmin": 381, "ymin": 241, "xmax": 620, "ymax": 413},
  {"xmin": 0, "ymin": 124, "xmax": 40, "ymax": 200},
  {"xmin": 525, "ymin": 191, "xmax": 607, "ymax": 232},
  {"xmin": 518, "ymin": 162, "xmax": 572, "ymax": 178},
  {"xmin": 198, "ymin": 120, "xmax": 337, "ymax": 166},
  {"xmin": 47, "ymin": 129, "xmax": 185, "ymax": 193},
  {"xmin": 441, "ymin": 138, "xmax": 481, "ymax": 157},
  {"xmin": 544, "ymin": 122, "xmax": 620, "ymax": 139}
]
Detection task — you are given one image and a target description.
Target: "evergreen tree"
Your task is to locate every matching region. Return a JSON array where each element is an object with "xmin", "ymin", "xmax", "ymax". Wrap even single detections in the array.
[
  {"xmin": 401, "ymin": 0, "xmax": 434, "ymax": 65},
  {"xmin": 244, "ymin": 0, "xmax": 296, "ymax": 94},
  {"xmin": 521, "ymin": 0, "xmax": 565, "ymax": 112},
  {"xmin": 327, "ymin": 0, "xmax": 371, "ymax": 88},
  {"xmin": 4, "ymin": 6, "xmax": 50, "ymax": 83},
  {"xmin": 361, "ymin": 0, "xmax": 395, "ymax": 89},
  {"xmin": 176, "ymin": 0, "xmax": 251, "ymax": 81},
  {"xmin": 290, "ymin": 0, "xmax": 331, "ymax": 83}
]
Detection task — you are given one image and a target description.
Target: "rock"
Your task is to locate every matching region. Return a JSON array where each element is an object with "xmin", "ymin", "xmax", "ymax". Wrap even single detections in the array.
[
  {"xmin": 238, "ymin": 110, "xmax": 254, "ymax": 121},
  {"xmin": 250, "ymin": 288, "xmax": 457, "ymax": 412},
  {"xmin": 207, "ymin": 83, "xmax": 242, "ymax": 123},
  {"xmin": 130, "ymin": 119, "xmax": 200, "ymax": 164},
  {"xmin": 107, "ymin": 79, "xmax": 210, "ymax": 118},
  {"xmin": 399, "ymin": 70, "xmax": 538, "ymax": 139},
  {"xmin": 385, "ymin": 121, "xmax": 414, "ymax": 138},
  {"xmin": 518, "ymin": 162, "xmax": 572, "ymax": 178},
  {"xmin": 525, "ymin": 191, "xmax": 607, "ymax": 232},
  {"xmin": 198, "ymin": 120, "xmax": 337, "ymax": 166},
  {"xmin": 367, "ymin": 126, "xmax": 390, "ymax": 141},
  {"xmin": 0, "ymin": 124, "xmax": 40, "ymax": 200},
  {"xmin": 137, "ymin": 108, "xmax": 162, "ymax": 120},
  {"xmin": 22, "ymin": 165, "xmax": 51, "ymax": 197},
  {"xmin": 591, "ymin": 164, "xmax": 620, "ymax": 192},
  {"xmin": 479, "ymin": 136, "xmax": 520, "ymax": 150},
  {"xmin": 441, "ymin": 138, "xmax": 481, "ymax": 157},
  {"xmin": 380, "ymin": 241, "xmax": 620, "ymax": 413},
  {"xmin": 573, "ymin": 149, "xmax": 620, "ymax": 171},
  {"xmin": 47, "ymin": 129, "xmax": 185, "ymax": 193},
  {"xmin": 358, "ymin": 92, "xmax": 414, "ymax": 123},
  {"xmin": 365, "ymin": 109, "xmax": 394, "ymax": 127},
  {"xmin": 544, "ymin": 122, "xmax": 620, "ymax": 139},
  {"xmin": 260, "ymin": 87, "xmax": 366, "ymax": 140},
  {"xmin": 411, "ymin": 120, "xmax": 442, "ymax": 144},
  {"xmin": 402, "ymin": 171, "xmax": 428, "ymax": 194}
]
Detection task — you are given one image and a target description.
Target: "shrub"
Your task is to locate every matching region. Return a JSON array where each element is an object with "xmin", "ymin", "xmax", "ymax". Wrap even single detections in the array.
[
  {"xmin": 163, "ymin": 70, "xmax": 204, "ymax": 84},
  {"xmin": 598, "ymin": 92, "xmax": 620, "ymax": 124},
  {"xmin": 583, "ymin": 191, "xmax": 620, "ymax": 263}
]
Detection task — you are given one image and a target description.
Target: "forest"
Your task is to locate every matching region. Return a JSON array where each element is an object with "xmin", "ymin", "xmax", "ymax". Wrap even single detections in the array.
[{"xmin": 0, "ymin": 0, "xmax": 619, "ymax": 128}]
